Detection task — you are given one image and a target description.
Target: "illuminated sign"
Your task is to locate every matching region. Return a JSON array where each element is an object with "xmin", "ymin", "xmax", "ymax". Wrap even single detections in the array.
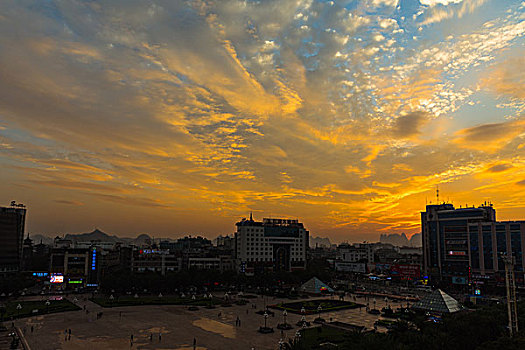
[
  {"xmin": 50, "ymin": 275, "xmax": 64, "ymax": 283},
  {"xmin": 86, "ymin": 283, "xmax": 98, "ymax": 287},
  {"xmin": 91, "ymin": 248, "xmax": 97, "ymax": 271},
  {"xmin": 32, "ymin": 272, "xmax": 48, "ymax": 277},
  {"xmin": 68, "ymin": 280, "xmax": 83, "ymax": 284},
  {"xmin": 139, "ymin": 249, "xmax": 167, "ymax": 255},
  {"xmin": 448, "ymin": 251, "xmax": 466, "ymax": 256},
  {"xmin": 474, "ymin": 289, "xmax": 481, "ymax": 295}
]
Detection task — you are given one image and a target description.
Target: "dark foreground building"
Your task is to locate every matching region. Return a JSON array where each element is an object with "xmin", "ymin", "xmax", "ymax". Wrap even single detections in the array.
[
  {"xmin": 0, "ymin": 204, "xmax": 27, "ymax": 274},
  {"xmin": 422, "ymin": 203, "xmax": 525, "ymax": 286}
]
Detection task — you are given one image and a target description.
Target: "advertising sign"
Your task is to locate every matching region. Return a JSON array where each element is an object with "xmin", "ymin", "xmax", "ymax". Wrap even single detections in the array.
[
  {"xmin": 452, "ymin": 276, "xmax": 467, "ymax": 285},
  {"xmin": 335, "ymin": 262, "xmax": 366, "ymax": 273},
  {"xmin": 391, "ymin": 264, "xmax": 421, "ymax": 278},
  {"xmin": 50, "ymin": 274, "xmax": 64, "ymax": 283}
]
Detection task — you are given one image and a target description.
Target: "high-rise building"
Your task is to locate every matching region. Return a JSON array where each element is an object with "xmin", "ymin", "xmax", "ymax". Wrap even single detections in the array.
[
  {"xmin": 0, "ymin": 204, "xmax": 27, "ymax": 273},
  {"xmin": 235, "ymin": 215, "xmax": 309, "ymax": 274},
  {"xmin": 422, "ymin": 203, "xmax": 525, "ymax": 285}
]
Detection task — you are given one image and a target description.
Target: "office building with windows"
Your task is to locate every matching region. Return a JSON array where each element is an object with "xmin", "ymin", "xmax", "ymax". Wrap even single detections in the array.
[
  {"xmin": 0, "ymin": 204, "xmax": 27, "ymax": 274},
  {"xmin": 422, "ymin": 203, "xmax": 525, "ymax": 285},
  {"xmin": 235, "ymin": 215, "xmax": 309, "ymax": 274}
]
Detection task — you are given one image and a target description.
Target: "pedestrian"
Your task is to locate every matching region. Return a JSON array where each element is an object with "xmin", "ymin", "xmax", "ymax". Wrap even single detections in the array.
[
  {"xmin": 31, "ymin": 325, "xmax": 34, "ymax": 333},
  {"xmin": 246, "ymin": 308, "xmax": 249, "ymax": 314},
  {"xmin": 159, "ymin": 332, "xmax": 162, "ymax": 342},
  {"xmin": 193, "ymin": 337, "xmax": 197, "ymax": 350},
  {"xmin": 150, "ymin": 333, "xmax": 153, "ymax": 341}
]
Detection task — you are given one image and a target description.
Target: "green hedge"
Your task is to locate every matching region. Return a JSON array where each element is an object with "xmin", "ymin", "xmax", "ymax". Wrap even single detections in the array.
[
  {"xmin": 1, "ymin": 300, "xmax": 80, "ymax": 320},
  {"xmin": 90, "ymin": 296, "xmax": 223, "ymax": 308}
]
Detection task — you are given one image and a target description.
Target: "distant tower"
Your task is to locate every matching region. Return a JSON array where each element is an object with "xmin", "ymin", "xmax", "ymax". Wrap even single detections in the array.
[
  {"xmin": 249, "ymin": 212, "xmax": 253, "ymax": 221},
  {"xmin": 436, "ymin": 185, "xmax": 440, "ymax": 204}
]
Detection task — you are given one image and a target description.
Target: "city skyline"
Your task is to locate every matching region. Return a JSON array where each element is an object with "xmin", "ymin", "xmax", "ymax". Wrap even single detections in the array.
[{"xmin": 1, "ymin": 0, "xmax": 524, "ymax": 242}]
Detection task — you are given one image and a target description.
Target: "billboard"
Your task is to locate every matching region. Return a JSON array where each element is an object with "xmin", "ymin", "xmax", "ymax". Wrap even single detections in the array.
[
  {"xmin": 335, "ymin": 262, "xmax": 366, "ymax": 273},
  {"xmin": 390, "ymin": 264, "xmax": 421, "ymax": 279},
  {"xmin": 50, "ymin": 274, "xmax": 64, "ymax": 283}
]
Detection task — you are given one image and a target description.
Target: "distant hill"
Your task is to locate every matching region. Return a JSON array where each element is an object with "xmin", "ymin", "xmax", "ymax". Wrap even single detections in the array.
[
  {"xmin": 30, "ymin": 234, "xmax": 54, "ymax": 246},
  {"xmin": 380, "ymin": 233, "xmax": 421, "ymax": 247},
  {"xmin": 30, "ymin": 229, "xmax": 153, "ymax": 246},
  {"xmin": 64, "ymin": 229, "xmax": 123, "ymax": 243},
  {"xmin": 309, "ymin": 236, "xmax": 332, "ymax": 248}
]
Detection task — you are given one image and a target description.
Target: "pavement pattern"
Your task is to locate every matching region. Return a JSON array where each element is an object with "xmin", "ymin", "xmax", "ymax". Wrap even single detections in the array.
[{"xmin": 12, "ymin": 293, "xmax": 399, "ymax": 350}]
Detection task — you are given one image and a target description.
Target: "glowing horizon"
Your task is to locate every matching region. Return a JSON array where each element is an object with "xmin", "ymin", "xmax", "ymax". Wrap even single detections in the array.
[{"xmin": 1, "ymin": 0, "xmax": 524, "ymax": 243}]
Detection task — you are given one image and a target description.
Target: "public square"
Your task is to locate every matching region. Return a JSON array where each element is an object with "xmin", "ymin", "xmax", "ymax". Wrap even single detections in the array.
[{"xmin": 14, "ymin": 294, "xmax": 393, "ymax": 350}]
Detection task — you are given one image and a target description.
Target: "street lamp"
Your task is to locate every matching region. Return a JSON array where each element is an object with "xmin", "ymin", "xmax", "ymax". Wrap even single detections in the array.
[
  {"xmin": 283, "ymin": 310, "xmax": 288, "ymax": 325},
  {"xmin": 45, "ymin": 300, "xmax": 50, "ymax": 314},
  {"xmin": 317, "ymin": 305, "xmax": 322, "ymax": 322},
  {"xmin": 16, "ymin": 304, "xmax": 22, "ymax": 319},
  {"xmin": 263, "ymin": 311, "xmax": 268, "ymax": 329}
]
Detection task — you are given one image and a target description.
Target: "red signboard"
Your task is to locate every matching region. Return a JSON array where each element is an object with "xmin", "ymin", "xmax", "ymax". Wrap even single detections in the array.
[
  {"xmin": 447, "ymin": 251, "xmax": 466, "ymax": 256},
  {"xmin": 391, "ymin": 264, "xmax": 421, "ymax": 278}
]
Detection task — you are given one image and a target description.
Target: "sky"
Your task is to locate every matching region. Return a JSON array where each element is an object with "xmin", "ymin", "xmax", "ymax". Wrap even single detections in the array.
[{"xmin": 0, "ymin": 0, "xmax": 524, "ymax": 242}]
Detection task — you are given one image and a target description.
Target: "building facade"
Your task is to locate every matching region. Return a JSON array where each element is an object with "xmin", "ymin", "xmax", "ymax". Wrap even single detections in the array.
[
  {"xmin": 0, "ymin": 204, "xmax": 27, "ymax": 274},
  {"xmin": 422, "ymin": 203, "xmax": 525, "ymax": 285},
  {"xmin": 235, "ymin": 216, "xmax": 309, "ymax": 274}
]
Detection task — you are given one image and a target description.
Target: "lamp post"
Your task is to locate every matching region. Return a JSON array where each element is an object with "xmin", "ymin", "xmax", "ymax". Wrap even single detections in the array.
[
  {"xmin": 16, "ymin": 304, "xmax": 22, "ymax": 319},
  {"xmin": 109, "ymin": 294, "xmax": 114, "ymax": 307},
  {"xmin": 45, "ymin": 300, "xmax": 50, "ymax": 314},
  {"xmin": 317, "ymin": 305, "xmax": 322, "ymax": 320},
  {"xmin": 263, "ymin": 311, "xmax": 268, "ymax": 329},
  {"xmin": 283, "ymin": 310, "xmax": 288, "ymax": 326},
  {"xmin": 295, "ymin": 330, "xmax": 301, "ymax": 343}
]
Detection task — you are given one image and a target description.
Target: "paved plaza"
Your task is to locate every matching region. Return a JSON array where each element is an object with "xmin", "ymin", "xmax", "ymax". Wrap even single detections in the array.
[{"xmin": 12, "ymin": 294, "xmax": 397, "ymax": 350}]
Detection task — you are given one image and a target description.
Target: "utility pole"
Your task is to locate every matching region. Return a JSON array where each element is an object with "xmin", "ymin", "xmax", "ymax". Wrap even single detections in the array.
[{"xmin": 502, "ymin": 253, "xmax": 518, "ymax": 336}]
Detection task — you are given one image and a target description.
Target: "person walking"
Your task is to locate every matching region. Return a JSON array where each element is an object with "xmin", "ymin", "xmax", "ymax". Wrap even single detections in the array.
[{"xmin": 193, "ymin": 337, "xmax": 197, "ymax": 350}]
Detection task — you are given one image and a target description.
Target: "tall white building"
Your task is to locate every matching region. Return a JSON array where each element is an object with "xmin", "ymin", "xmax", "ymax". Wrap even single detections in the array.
[{"xmin": 235, "ymin": 215, "xmax": 309, "ymax": 274}]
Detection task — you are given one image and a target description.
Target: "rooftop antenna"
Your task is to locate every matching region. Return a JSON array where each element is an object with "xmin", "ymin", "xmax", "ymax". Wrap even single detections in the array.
[{"xmin": 250, "ymin": 212, "xmax": 253, "ymax": 221}]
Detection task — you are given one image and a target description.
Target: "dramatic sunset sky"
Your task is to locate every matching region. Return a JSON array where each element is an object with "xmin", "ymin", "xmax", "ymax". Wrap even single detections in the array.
[{"xmin": 0, "ymin": 0, "xmax": 524, "ymax": 242}]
